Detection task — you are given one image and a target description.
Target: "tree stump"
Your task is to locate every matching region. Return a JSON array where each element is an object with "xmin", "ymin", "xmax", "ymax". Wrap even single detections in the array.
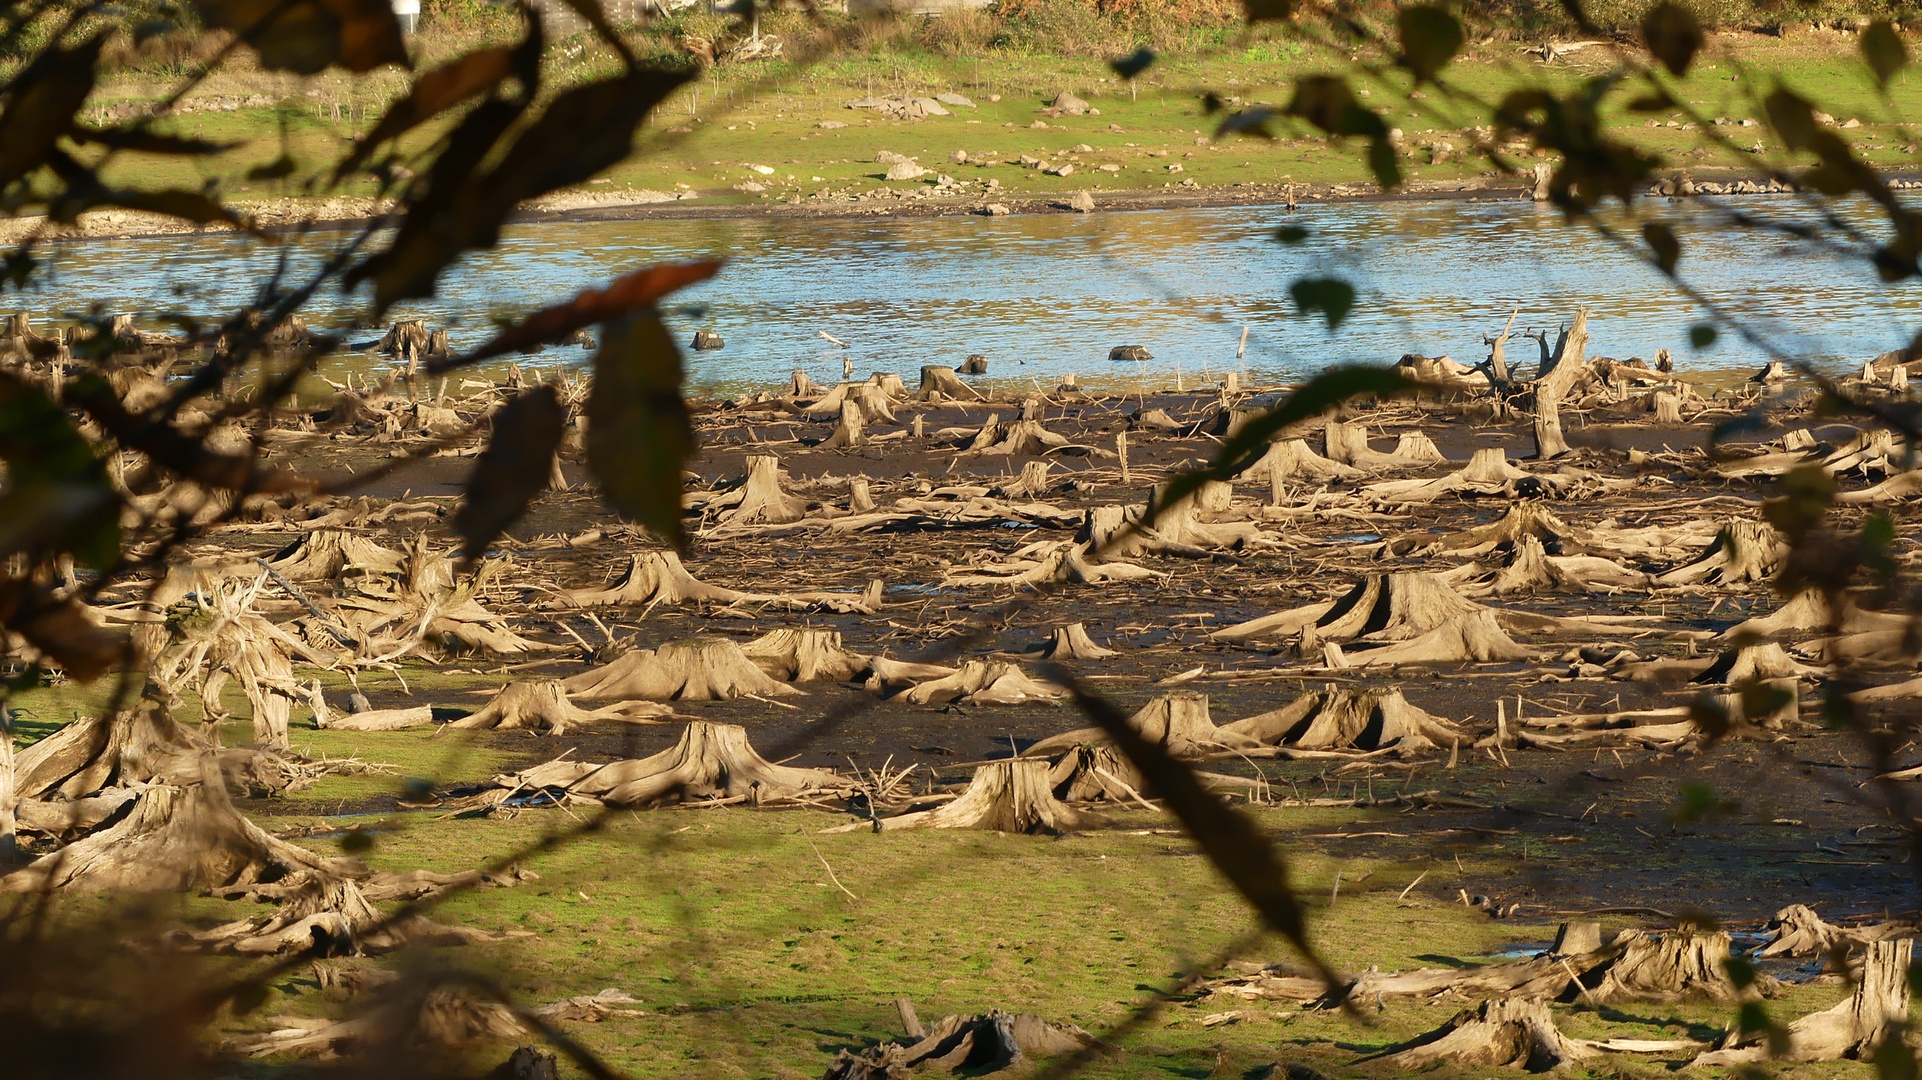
[
  {"xmin": 563, "ymin": 637, "xmax": 803, "ymax": 701},
  {"xmin": 1383, "ymin": 997, "xmax": 1594, "ymax": 1072},
  {"xmin": 869, "ymin": 760, "xmax": 1105, "ymax": 834}
]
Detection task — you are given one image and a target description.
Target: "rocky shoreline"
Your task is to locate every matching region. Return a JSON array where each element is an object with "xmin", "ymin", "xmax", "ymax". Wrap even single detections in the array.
[{"xmin": 4, "ymin": 169, "xmax": 1914, "ymax": 245}]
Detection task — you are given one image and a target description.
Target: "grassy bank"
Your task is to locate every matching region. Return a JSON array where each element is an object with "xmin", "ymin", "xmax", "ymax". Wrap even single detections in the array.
[{"xmin": 70, "ymin": 27, "xmax": 1922, "ymax": 213}]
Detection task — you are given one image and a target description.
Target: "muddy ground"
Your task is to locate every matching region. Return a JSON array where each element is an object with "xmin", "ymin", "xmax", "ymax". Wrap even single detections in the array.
[{"xmin": 169, "ymin": 374, "xmax": 1922, "ymax": 933}]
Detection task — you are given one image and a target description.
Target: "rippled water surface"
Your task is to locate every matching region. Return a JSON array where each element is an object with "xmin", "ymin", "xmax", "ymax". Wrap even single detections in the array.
[{"xmin": 24, "ymin": 196, "xmax": 1918, "ymax": 393}]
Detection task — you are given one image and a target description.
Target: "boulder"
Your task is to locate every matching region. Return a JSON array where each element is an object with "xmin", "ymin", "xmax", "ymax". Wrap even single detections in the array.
[
  {"xmin": 885, "ymin": 161, "xmax": 930, "ymax": 182},
  {"xmin": 1067, "ymin": 190, "xmax": 1094, "ymax": 213},
  {"xmin": 1051, "ymin": 91, "xmax": 1091, "ymax": 116},
  {"xmin": 1109, "ymin": 345, "xmax": 1153, "ymax": 362},
  {"xmin": 690, "ymin": 330, "xmax": 724, "ymax": 351}
]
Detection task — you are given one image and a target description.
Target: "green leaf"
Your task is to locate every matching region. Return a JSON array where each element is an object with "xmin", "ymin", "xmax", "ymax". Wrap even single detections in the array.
[
  {"xmin": 1689, "ymin": 323, "xmax": 1717, "ymax": 349},
  {"xmin": 1110, "ymin": 48, "xmax": 1154, "ymax": 80},
  {"xmin": 1398, "ymin": 5, "xmax": 1463, "ymax": 84},
  {"xmin": 455, "ymin": 384, "xmax": 566, "ymax": 562},
  {"xmin": 1643, "ymin": 221, "xmax": 1681, "ymax": 274},
  {"xmin": 1273, "ymin": 225, "xmax": 1310, "ymax": 244},
  {"xmin": 1863, "ymin": 20, "xmax": 1908, "ymax": 90},
  {"xmin": 585, "ymin": 310, "xmax": 693, "ymax": 550},
  {"xmin": 1642, "ymin": 2, "xmax": 1704, "ymax": 78},
  {"xmin": 1289, "ymin": 276, "xmax": 1356, "ymax": 329}
]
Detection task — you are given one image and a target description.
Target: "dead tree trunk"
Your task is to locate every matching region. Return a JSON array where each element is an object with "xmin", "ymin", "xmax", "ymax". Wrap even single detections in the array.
[
  {"xmin": 1531, "ymin": 307, "xmax": 1589, "ymax": 460},
  {"xmin": 1383, "ymin": 997, "xmax": 1595, "ymax": 1072},
  {"xmin": 1692, "ymin": 938, "xmax": 1912, "ymax": 1066}
]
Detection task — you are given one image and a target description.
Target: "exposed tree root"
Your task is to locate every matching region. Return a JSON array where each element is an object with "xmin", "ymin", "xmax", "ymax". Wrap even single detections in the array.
[
  {"xmin": 740, "ymin": 628, "xmax": 867, "ymax": 681},
  {"xmin": 890, "ymin": 660, "xmax": 1064, "ymax": 706},
  {"xmin": 16, "ymin": 697, "xmax": 295, "ymax": 799},
  {"xmin": 551, "ymin": 550, "xmax": 750, "ymax": 608},
  {"xmin": 448, "ymin": 681, "xmax": 672, "ymax": 734},
  {"xmin": 1653, "ymin": 519, "xmax": 1785, "ymax": 586},
  {"xmin": 1691, "ymin": 939, "xmax": 1910, "ymax": 1067},
  {"xmin": 1243, "ymin": 438, "xmax": 1361, "ymax": 486},
  {"xmin": 1452, "ymin": 536, "xmax": 1649, "ymax": 595},
  {"xmin": 1381, "ymin": 997, "xmax": 1595, "ymax": 1072},
  {"xmin": 824, "ymin": 1009, "xmax": 1100, "ymax": 1079},
  {"xmin": 1220, "ymin": 687, "xmax": 1465, "ymax": 757},
  {"xmin": 469, "ymin": 721, "xmax": 856, "ymax": 809},
  {"xmin": 1758, "ymin": 904, "xmax": 1914, "ymax": 958},
  {"xmin": 703, "ymin": 454, "xmax": 809, "ymax": 528},
  {"xmin": 847, "ymin": 759, "xmax": 1104, "ymax": 834},
  {"xmin": 1034, "ymin": 621, "xmax": 1119, "ymax": 660},
  {"xmin": 2, "ymin": 776, "xmax": 350, "ymax": 894},
  {"xmin": 1025, "ymin": 691, "xmax": 1228, "ymax": 757},
  {"xmin": 1340, "ymin": 609, "xmax": 1534, "ymax": 666},
  {"xmin": 562, "ymin": 637, "xmax": 803, "ymax": 700},
  {"xmin": 260, "ymin": 529, "xmax": 405, "ymax": 581},
  {"xmin": 944, "ymin": 540, "xmax": 1167, "ymax": 588}
]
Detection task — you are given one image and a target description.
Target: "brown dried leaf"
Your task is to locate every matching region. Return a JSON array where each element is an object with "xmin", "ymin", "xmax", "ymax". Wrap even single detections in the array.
[
  {"xmin": 585, "ymin": 311, "xmax": 692, "ymax": 550},
  {"xmin": 433, "ymin": 261, "xmax": 721, "ymax": 373},
  {"xmin": 0, "ymin": 35, "xmax": 105, "ymax": 192},
  {"xmin": 455, "ymin": 384, "xmax": 565, "ymax": 561},
  {"xmin": 354, "ymin": 67, "xmax": 692, "ymax": 313},
  {"xmin": 190, "ymin": 0, "xmax": 407, "ymax": 74},
  {"xmin": 336, "ymin": 43, "xmax": 526, "ymax": 181}
]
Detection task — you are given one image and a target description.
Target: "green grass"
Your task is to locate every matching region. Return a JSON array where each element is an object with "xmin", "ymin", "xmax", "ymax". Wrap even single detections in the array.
[
  {"xmin": 159, "ymin": 801, "xmax": 1860, "ymax": 1079},
  {"xmin": 70, "ymin": 34, "xmax": 1922, "ymax": 212}
]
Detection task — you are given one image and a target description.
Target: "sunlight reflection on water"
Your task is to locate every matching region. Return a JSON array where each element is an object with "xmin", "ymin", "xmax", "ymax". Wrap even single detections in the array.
[{"xmin": 22, "ymin": 195, "xmax": 1914, "ymax": 393}]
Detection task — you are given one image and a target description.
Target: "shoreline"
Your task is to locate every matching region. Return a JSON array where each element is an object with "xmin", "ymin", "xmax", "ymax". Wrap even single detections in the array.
[{"xmin": 0, "ymin": 167, "xmax": 1884, "ymax": 245}]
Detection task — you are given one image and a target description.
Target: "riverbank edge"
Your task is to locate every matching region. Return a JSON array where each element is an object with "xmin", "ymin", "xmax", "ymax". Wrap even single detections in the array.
[{"xmin": 0, "ymin": 166, "xmax": 1866, "ymax": 246}]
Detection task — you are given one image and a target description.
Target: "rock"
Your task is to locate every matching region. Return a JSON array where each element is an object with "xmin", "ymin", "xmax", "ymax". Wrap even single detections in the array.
[
  {"xmin": 1166, "ymin": 163, "xmax": 1183, "ymax": 173},
  {"xmin": 936, "ymin": 93, "xmax": 976, "ymax": 108},
  {"xmin": 876, "ymin": 150, "xmax": 910, "ymax": 165},
  {"xmin": 1843, "ymin": 117, "xmax": 1862, "ymax": 128},
  {"xmin": 885, "ymin": 161, "xmax": 929, "ymax": 181},
  {"xmin": 818, "ymin": 120, "xmax": 847, "ymax": 129},
  {"xmin": 748, "ymin": 164, "xmax": 774, "ymax": 175},
  {"xmin": 960, "ymin": 354, "xmax": 989, "ymax": 374},
  {"xmin": 1070, "ymin": 143, "xmax": 1093, "ymax": 153},
  {"xmin": 736, "ymin": 181, "xmax": 766, "ymax": 193},
  {"xmin": 1110, "ymin": 345, "xmax": 1153, "ymax": 362},
  {"xmin": 1047, "ymin": 163, "xmax": 1074, "ymax": 176},
  {"xmin": 1019, "ymin": 154, "xmax": 1041, "ymax": 168},
  {"xmin": 950, "ymin": 149, "xmax": 969, "ymax": 163},
  {"xmin": 1052, "ymin": 91, "xmax": 1091, "ymax": 115},
  {"xmin": 982, "ymin": 203, "xmax": 1010, "ymax": 216},
  {"xmin": 935, "ymin": 174, "xmax": 956, "ymax": 186},
  {"xmin": 914, "ymin": 97, "xmax": 951, "ymax": 117},
  {"xmin": 691, "ymin": 331, "xmax": 724, "ymax": 351},
  {"xmin": 1097, "ymin": 164, "xmax": 1121, "ymax": 173},
  {"xmin": 1029, "ymin": 120, "xmax": 1050, "ymax": 130},
  {"xmin": 1067, "ymin": 190, "xmax": 1094, "ymax": 213}
]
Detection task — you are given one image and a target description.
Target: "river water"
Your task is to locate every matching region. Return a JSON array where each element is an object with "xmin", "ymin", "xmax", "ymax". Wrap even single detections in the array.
[{"xmin": 23, "ymin": 195, "xmax": 1917, "ymax": 394}]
